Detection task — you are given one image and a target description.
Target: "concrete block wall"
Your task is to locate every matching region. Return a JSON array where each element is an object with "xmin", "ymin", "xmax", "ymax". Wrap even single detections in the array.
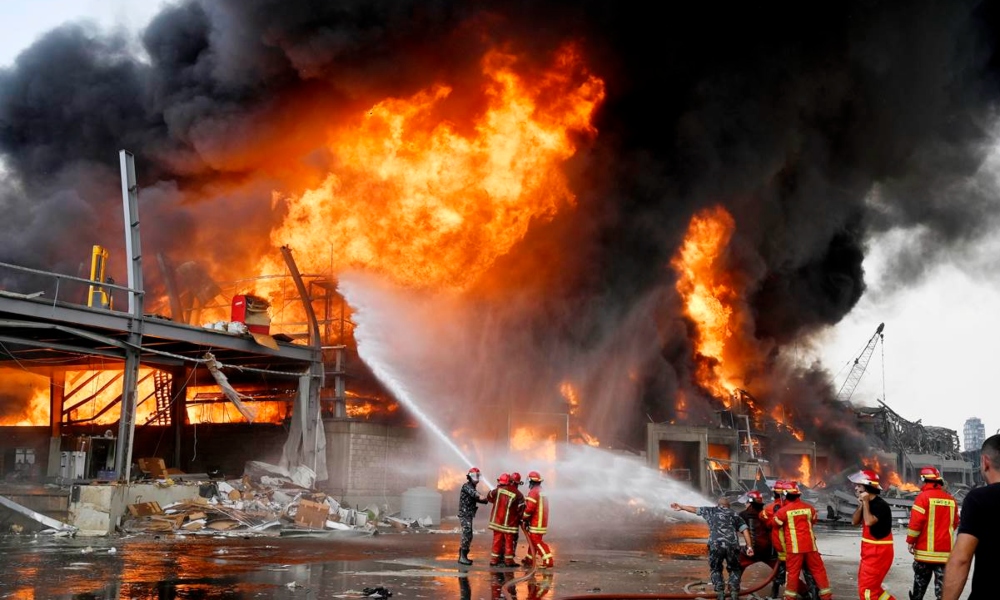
[{"xmin": 323, "ymin": 420, "xmax": 434, "ymax": 514}]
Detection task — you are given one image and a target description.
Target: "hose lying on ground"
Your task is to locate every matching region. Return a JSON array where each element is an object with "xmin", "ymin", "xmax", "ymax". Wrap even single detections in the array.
[
  {"xmin": 501, "ymin": 523, "xmax": 541, "ymax": 596},
  {"xmin": 552, "ymin": 559, "xmax": 780, "ymax": 600},
  {"xmin": 501, "ymin": 531, "xmax": 780, "ymax": 600}
]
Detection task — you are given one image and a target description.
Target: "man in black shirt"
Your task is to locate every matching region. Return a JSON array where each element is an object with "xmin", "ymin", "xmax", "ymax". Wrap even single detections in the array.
[
  {"xmin": 943, "ymin": 434, "xmax": 1000, "ymax": 600},
  {"xmin": 850, "ymin": 469, "xmax": 897, "ymax": 600}
]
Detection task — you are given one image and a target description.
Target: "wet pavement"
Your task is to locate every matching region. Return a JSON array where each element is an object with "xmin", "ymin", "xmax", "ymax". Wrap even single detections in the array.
[{"xmin": 0, "ymin": 518, "xmax": 972, "ymax": 599}]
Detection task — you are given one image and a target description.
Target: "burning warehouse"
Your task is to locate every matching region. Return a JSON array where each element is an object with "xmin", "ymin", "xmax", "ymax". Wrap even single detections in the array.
[{"xmin": 0, "ymin": 0, "xmax": 997, "ymax": 536}]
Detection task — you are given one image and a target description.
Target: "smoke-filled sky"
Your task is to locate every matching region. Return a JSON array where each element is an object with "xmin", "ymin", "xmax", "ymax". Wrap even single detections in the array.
[{"xmin": 3, "ymin": 1, "xmax": 1000, "ymax": 452}]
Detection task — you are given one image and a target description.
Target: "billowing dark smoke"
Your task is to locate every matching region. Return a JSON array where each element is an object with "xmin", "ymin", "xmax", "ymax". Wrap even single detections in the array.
[{"xmin": 3, "ymin": 1, "xmax": 1000, "ymax": 460}]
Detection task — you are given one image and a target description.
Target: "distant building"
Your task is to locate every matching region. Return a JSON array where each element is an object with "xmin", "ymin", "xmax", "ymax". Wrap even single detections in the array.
[{"xmin": 964, "ymin": 417, "xmax": 986, "ymax": 451}]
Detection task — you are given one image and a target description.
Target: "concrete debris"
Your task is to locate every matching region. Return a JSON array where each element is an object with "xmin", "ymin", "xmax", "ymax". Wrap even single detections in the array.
[
  {"xmin": 0, "ymin": 492, "xmax": 78, "ymax": 534},
  {"xmin": 119, "ymin": 461, "xmax": 426, "ymax": 537}
]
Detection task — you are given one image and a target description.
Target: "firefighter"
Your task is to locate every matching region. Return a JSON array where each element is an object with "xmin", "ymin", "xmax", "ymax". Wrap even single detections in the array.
[
  {"xmin": 458, "ymin": 466, "xmax": 488, "ymax": 565},
  {"xmin": 905, "ymin": 466, "xmax": 958, "ymax": 600},
  {"xmin": 762, "ymin": 481, "xmax": 820, "ymax": 600},
  {"xmin": 738, "ymin": 490, "xmax": 775, "ymax": 572},
  {"xmin": 762, "ymin": 480, "xmax": 790, "ymax": 599},
  {"xmin": 771, "ymin": 480, "xmax": 834, "ymax": 600},
  {"xmin": 510, "ymin": 472, "xmax": 525, "ymax": 560},
  {"xmin": 521, "ymin": 471, "xmax": 554, "ymax": 569},
  {"xmin": 672, "ymin": 497, "xmax": 753, "ymax": 600},
  {"xmin": 849, "ymin": 469, "xmax": 896, "ymax": 600},
  {"xmin": 486, "ymin": 473, "xmax": 522, "ymax": 567}
]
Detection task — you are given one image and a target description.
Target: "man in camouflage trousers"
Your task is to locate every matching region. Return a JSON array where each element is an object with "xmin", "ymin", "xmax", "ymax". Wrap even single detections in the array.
[
  {"xmin": 672, "ymin": 497, "xmax": 754, "ymax": 600},
  {"xmin": 457, "ymin": 467, "xmax": 487, "ymax": 565}
]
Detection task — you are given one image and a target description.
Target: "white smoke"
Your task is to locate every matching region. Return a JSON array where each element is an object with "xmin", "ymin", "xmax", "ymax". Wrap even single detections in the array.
[{"xmin": 338, "ymin": 271, "xmax": 712, "ymax": 532}]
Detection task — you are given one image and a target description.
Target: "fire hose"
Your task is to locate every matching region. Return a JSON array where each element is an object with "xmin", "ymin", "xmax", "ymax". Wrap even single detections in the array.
[{"xmin": 502, "ymin": 528, "xmax": 781, "ymax": 600}]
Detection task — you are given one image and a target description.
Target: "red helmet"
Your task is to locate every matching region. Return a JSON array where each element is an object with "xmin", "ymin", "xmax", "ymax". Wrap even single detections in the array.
[
  {"xmin": 511, "ymin": 472, "xmax": 523, "ymax": 485},
  {"xmin": 467, "ymin": 467, "xmax": 481, "ymax": 480},
  {"xmin": 527, "ymin": 471, "xmax": 543, "ymax": 483},
  {"xmin": 497, "ymin": 473, "xmax": 511, "ymax": 485},
  {"xmin": 783, "ymin": 480, "xmax": 801, "ymax": 495},
  {"xmin": 745, "ymin": 490, "xmax": 764, "ymax": 504},
  {"xmin": 771, "ymin": 480, "xmax": 787, "ymax": 495},
  {"xmin": 848, "ymin": 469, "xmax": 882, "ymax": 490},
  {"xmin": 919, "ymin": 466, "xmax": 943, "ymax": 482}
]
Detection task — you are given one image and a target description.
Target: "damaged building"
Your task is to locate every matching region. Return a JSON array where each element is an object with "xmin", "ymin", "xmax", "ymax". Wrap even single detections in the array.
[{"xmin": 2, "ymin": 0, "xmax": 997, "ymax": 540}]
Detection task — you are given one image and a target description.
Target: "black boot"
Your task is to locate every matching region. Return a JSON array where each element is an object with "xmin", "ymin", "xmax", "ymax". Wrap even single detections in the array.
[
  {"xmin": 716, "ymin": 591, "xmax": 725, "ymax": 600},
  {"xmin": 771, "ymin": 582, "xmax": 781, "ymax": 600},
  {"xmin": 458, "ymin": 549, "xmax": 473, "ymax": 565}
]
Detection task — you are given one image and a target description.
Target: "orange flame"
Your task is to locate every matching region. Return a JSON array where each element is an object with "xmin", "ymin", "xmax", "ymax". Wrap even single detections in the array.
[
  {"xmin": 659, "ymin": 450, "xmax": 676, "ymax": 471},
  {"xmin": 437, "ymin": 465, "xmax": 467, "ymax": 491},
  {"xmin": 255, "ymin": 44, "xmax": 605, "ymax": 292},
  {"xmin": 510, "ymin": 425, "xmax": 558, "ymax": 462},
  {"xmin": 671, "ymin": 206, "xmax": 743, "ymax": 404},
  {"xmin": 559, "ymin": 381, "xmax": 600, "ymax": 446},
  {"xmin": 798, "ymin": 455, "xmax": 813, "ymax": 487},
  {"xmin": 707, "ymin": 443, "xmax": 731, "ymax": 471},
  {"xmin": 862, "ymin": 455, "xmax": 919, "ymax": 492},
  {"xmin": 771, "ymin": 406, "xmax": 806, "ymax": 441},
  {"xmin": 0, "ymin": 386, "xmax": 50, "ymax": 426}
]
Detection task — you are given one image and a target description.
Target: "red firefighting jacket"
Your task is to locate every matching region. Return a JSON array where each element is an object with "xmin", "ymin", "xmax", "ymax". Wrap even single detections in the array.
[
  {"xmin": 763, "ymin": 499, "xmax": 787, "ymax": 560},
  {"xmin": 773, "ymin": 498, "xmax": 819, "ymax": 554},
  {"xmin": 905, "ymin": 483, "xmax": 959, "ymax": 564},
  {"xmin": 487, "ymin": 484, "xmax": 523, "ymax": 533},
  {"xmin": 523, "ymin": 485, "xmax": 549, "ymax": 534}
]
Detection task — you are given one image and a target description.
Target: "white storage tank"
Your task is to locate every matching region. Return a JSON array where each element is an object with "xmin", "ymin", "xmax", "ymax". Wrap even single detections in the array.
[{"xmin": 400, "ymin": 486, "xmax": 442, "ymax": 526}]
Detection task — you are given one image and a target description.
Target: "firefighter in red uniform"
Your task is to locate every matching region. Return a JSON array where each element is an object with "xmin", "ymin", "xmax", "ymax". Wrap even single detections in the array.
[
  {"xmin": 510, "ymin": 472, "xmax": 525, "ymax": 561},
  {"xmin": 849, "ymin": 469, "xmax": 896, "ymax": 600},
  {"xmin": 905, "ymin": 466, "xmax": 959, "ymax": 600},
  {"xmin": 771, "ymin": 480, "xmax": 834, "ymax": 600},
  {"xmin": 738, "ymin": 490, "xmax": 775, "ymax": 571},
  {"xmin": 521, "ymin": 471, "xmax": 554, "ymax": 569},
  {"xmin": 763, "ymin": 480, "xmax": 820, "ymax": 599},
  {"xmin": 762, "ymin": 480, "xmax": 790, "ymax": 599},
  {"xmin": 486, "ymin": 473, "xmax": 523, "ymax": 567}
]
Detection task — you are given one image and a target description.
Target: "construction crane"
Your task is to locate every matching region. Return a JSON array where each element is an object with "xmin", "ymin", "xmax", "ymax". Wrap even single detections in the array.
[{"xmin": 835, "ymin": 322, "xmax": 884, "ymax": 404}]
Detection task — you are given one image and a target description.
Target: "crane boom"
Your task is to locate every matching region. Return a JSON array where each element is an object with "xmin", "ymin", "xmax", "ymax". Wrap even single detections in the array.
[{"xmin": 835, "ymin": 322, "xmax": 884, "ymax": 403}]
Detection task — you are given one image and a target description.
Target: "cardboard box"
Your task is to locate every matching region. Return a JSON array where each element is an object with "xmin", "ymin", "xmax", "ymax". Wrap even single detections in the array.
[
  {"xmin": 138, "ymin": 457, "xmax": 166, "ymax": 478},
  {"xmin": 127, "ymin": 501, "xmax": 163, "ymax": 517},
  {"xmin": 295, "ymin": 499, "xmax": 330, "ymax": 529}
]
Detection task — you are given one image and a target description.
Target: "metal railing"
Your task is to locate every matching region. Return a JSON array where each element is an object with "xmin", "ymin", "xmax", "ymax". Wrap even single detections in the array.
[{"xmin": 0, "ymin": 260, "xmax": 144, "ymax": 312}]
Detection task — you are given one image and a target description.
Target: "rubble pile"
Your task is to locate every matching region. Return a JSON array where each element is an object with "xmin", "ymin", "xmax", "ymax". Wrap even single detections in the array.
[{"xmin": 120, "ymin": 461, "xmax": 437, "ymax": 537}]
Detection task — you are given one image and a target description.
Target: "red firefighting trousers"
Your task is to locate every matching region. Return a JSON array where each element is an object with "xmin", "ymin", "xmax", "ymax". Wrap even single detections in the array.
[
  {"xmin": 525, "ymin": 532, "xmax": 553, "ymax": 566},
  {"xmin": 785, "ymin": 551, "xmax": 832, "ymax": 599},
  {"xmin": 490, "ymin": 530, "xmax": 515, "ymax": 563},
  {"xmin": 858, "ymin": 540, "xmax": 896, "ymax": 600}
]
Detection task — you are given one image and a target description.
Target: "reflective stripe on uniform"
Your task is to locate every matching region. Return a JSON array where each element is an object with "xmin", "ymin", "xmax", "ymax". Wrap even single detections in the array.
[
  {"xmin": 861, "ymin": 537, "xmax": 893, "ymax": 545},
  {"xmin": 925, "ymin": 497, "xmax": 956, "ymax": 555},
  {"xmin": 914, "ymin": 549, "xmax": 951, "ymax": 563},
  {"xmin": 785, "ymin": 508, "xmax": 812, "ymax": 554},
  {"xmin": 489, "ymin": 488, "xmax": 519, "ymax": 533}
]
